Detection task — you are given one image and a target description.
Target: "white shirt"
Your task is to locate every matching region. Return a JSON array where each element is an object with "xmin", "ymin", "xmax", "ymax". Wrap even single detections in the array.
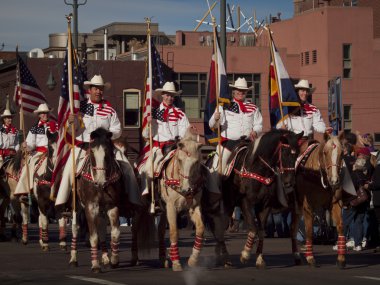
[
  {"xmin": 143, "ymin": 102, "xmax": 190, "ymax": 142},
  {"xmin": 26, "ymin": 120, "xmax": 56, "ymax": 150},
  {"xmin": 76, "ymin": 99, "xmax": 122, "ymax": 142},
  {"xmin": 209, "ymin": 100, "xmax": 263, "ymax": 140},
  {"xmin": 0, "ymin": 124, "xmax": 19, "ymax": 151},
  {"xmin": 276, "ymin": 103, "xmax": 326, "ymax": 136}
]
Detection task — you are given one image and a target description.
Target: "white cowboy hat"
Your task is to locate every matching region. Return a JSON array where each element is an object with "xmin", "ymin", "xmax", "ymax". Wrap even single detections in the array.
[
  {"xmin": 0, "ymin": 109, "xmax": 14, "ymax": 118},
  {"xmin": 154, "ymin": 81, "xmax": 182, "ymax": 95},
  {"xmin": 33, "ymin": 103, "xmax": 53, "ymax": 114},
  {"xmin": 294, "ymin": 79, "xmax": 311, "ymax": 90},
  {"xmin": 229, "ymin": 77, "xmax": 253, "ymax": 90},
  {"xmin": 84, "ymin": 75, "xmax": 110, "ymax": 89}
]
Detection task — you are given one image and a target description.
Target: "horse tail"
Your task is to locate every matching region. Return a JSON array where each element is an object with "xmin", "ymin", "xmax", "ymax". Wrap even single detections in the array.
[{"xmin": 133, "ymin": 205, "xmax": 156, "ymax": 254}]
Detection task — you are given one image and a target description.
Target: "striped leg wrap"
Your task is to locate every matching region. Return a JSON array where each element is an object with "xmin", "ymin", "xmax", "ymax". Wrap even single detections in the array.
[
  {"xmin": 71, "ymin": 237, "xmax": 77, "ymax": 251},
  {"xmin": 256, "ymin": 239, "xmax": 263, "ymax": 255},
  {"xmin": 193, "ymin": 235, "xmax": 203, "ymax": 251},
  {"xmin": 291, "ymin": 238, "xmax": 298, "ymax": 253},
  {"xmin": 41, "ymin": 228, "xmax": 48, "ymax": 243},
  {"xmin": 303, "ymin": 240, "xmax": 313, "ymax": 257},
  {"xmin": 22, "ymin": 224, "xmax": 28, "ymax": 239},
  {"xmin": 111, "ymin": 241, "xmax": 119, "ymax": 255},
  {"xmin": 101, "ymin": 241, "xmax": 108, "ymax": 254},
  {"xmin": 244, "ymin": 232, "xmax": 255, "ymax": 251},
  {"xmin": 91, "ymin": 246, "xmax": 98, "ymax": 261},
  {"xmin": 59, "ymin": 227, "xmax": 66, "ymax": 241},
  {"xmin": 39, "ymin": 227, "xmax": 42, "ymax": 241},
  {"xmin": 337, "ymin": 235, "xmax": 346, "ymax": 255},
  {"xmin": 169, "ymin": 243, "xmax": 180, "ymax": 262}
]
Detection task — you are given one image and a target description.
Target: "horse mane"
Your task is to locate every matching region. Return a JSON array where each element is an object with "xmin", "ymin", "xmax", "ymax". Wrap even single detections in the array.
[
  {"xmin": 246, "ymin": 129, "xmax": 296, "ymax": 166},
  {"xmin": 10, "ymin": 149, "xmax": 24, "ymax": 172},
  {"xmin": 181, "ymin": 127, "xmax": 198, "ymax": 142}
]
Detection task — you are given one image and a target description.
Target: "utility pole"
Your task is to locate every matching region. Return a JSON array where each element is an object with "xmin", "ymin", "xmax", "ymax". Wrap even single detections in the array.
[
  {"xmin": 220, "ymin": 0, "xmax": 227, "ymax": 69},
  {"xmin": 64, "ymin": 0, "xmax": 87, "ymax": 50}
]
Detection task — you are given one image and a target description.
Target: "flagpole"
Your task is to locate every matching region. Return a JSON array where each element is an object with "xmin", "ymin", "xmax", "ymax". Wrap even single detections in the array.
[
  {"xmin": 66, "ymin": 14, "xmax": 77, "ymax": 225},
  {"xmin": 212, "ymin": 17, "xmax": 223, "ymax": 175},
  {"xmin": 16, "ymin": 47, "xmax": 32, "ymax": 211},
  {"xmin": 145, "ymin": 17, "xmax": 156, "ymax": 214},
  {"xmin": 268, "ymin": 27, "xmax": 284, "ymax": 122}
]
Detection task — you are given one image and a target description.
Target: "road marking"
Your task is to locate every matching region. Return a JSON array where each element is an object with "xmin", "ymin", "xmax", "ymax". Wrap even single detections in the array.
[
  {"xmin": 67, "ymin": 275, "xmax": 126, "ymax": 285},
  {"xmin": 355, "ymin": 276, "xmax": 380, "ymax": 281}
]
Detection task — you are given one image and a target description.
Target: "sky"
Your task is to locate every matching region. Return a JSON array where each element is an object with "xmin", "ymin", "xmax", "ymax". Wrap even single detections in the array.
[{"xmin": 0, "ymin": 0, "xmax": 293, "ymax": 52}]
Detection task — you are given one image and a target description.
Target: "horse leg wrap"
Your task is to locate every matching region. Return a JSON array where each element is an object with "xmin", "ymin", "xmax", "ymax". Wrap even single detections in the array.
[
  {"xmin": 22, "ymin": 224, "xmax": 28, "ymax": 240},
  {"xmin": 337, "ymin": 235, "xmax": 346, "ymax": 255},
  {"xmin": 41, "ymin": 227, "xmax": 48, "ymax": 243},
  {"xmin": 169, "ymin": 243, "xmax": 180, "ymax": 262},
  {"xmin": 256, "ymin": 239, "xmax": 264, "ymax": 255},
  {"xmin": 111, "ymin": 241, "xmax": 119, "ymax": 255},
  {"xmin": 244, "ymin": 232, "xmax": 255, "ymax": 252},
  {"xmin": 303, "ymin": 240, "xmax": 313, "ymax": 258},
  {"xmin": 71, "ymin": 237, "xmax": 77, "ymax": 251},
  {"xmin": 193, "ymin": 235, "xmax": 203, "ymax": 251},
  {"xmin": 59, "ymin": 226, "xmax": 66, "ymax": 241},
  {"xmin": 91, "ymin": 246, "xmax": 98, "ymax": 262}
]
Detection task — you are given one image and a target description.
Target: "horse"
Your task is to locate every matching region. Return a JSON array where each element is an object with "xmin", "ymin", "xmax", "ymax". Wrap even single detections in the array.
[
  {"xmin": 0, "ymin": 149, "xmax": 28, "ymax": 243},
  {"xmin": 202, "ymin": 129, "xmax": 303, "ymax": 268},
  {"xmin": 153, "ymin": 128, "xmax": 204, "ymax": 272},
  {"xmin": 68, "ymin": 127, "xmax": 154, "ymax": 273},
  {"xmin": 33, "ymin": 131, "xmax": 61, "ymax": 251},
  {"xmin": 293, "ymin": 134, "xmax": 345, "ymax": 268}
]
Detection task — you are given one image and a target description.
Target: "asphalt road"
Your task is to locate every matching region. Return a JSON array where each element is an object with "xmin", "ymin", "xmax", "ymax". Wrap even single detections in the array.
[{"xmin": 0, "ymin": 223, "xmax": 379, "ymax": 285}]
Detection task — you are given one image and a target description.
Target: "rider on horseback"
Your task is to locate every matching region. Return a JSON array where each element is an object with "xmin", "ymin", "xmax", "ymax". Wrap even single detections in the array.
[
  {"xmin": 208, "ymin": 77, "xmax": 263, "ymax": 182},
  {"xmin": 0, "ymin": 109, "xmax": 19, "ymax": 166},
  {"xmin": 137, "ymin": 82, "xmax": 190, "ymax": 209},
  {"xmin": 14, "ymin": 103, "xmax": 57, "ymax": 204},
  {"xmin": 54, "ymin": 74, "xmax": 141, "ymax": 210}
]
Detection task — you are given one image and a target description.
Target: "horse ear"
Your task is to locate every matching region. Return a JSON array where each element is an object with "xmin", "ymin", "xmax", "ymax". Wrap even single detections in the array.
[
  {"xmin": 177, "ymin": 142, "xmax": 184, "ymax": 149},
  {"xmin": 90, "ymin": 130, "xmax": 98, "ymax": 140}
]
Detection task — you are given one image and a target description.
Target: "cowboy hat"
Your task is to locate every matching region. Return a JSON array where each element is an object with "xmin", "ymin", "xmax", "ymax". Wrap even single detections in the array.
[
  {"xmin": 33, "ymin": 103, "xmax": 53, "ymax": 114},
  {"xmin": 154, "ymin": 82, "xmax": 182, "ymax": 95},
  {"xmin": 0, "ymin": 109, "xmax": 14, "ymax": 118},
  {"xmin": 84, "ymin": 75, "xmax": 111, "ymax": 89},
  {"xmin": 229, "ymin": 77, "xmax": 253, "ymax": 90},
  {"xmin": 294, "ymin": 79, "xmax": 312, "ymax": 90}
]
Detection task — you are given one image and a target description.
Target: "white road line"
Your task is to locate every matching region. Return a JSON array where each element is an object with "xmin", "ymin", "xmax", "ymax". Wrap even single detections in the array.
[
  {"xmin": 355, "ymin": 276, "xmax": 380, "ymax": 281},
  {"xmin": 67, "ymin": 275, "xmax": 127, "ymax": 285}
]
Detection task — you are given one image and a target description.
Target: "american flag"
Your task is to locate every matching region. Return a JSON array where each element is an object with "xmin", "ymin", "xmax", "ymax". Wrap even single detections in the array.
[
  {"xmin": 137, "ymin": 39, "xmax": 165, "ymax": 171},
  {"xmin": 51, "ymin": 48, "xmax": 86, "ymax": 198},
  {"xmin": 227, "ymin": 101, "xmax": 257, "ymax": 114},
  {"xmin": 14, "ymin": 53, "xmax": 47, "ymax": 115}
]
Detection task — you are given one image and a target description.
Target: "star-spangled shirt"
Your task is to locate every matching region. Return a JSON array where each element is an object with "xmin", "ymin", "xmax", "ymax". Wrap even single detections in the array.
[
  {"xmin": 0, "ymin": 124, "xmax": 19, "ymax": 151},
  {"xmin": 26, "ymin": 120, "xmax": 56, "ymax": 151},
  {"xmin": 209, "ymin": 99, "xmax": 263, "ymax": 140},
  {"xmin": 74, "ymin": 98, "xmax": 122, "ymax": 142}
]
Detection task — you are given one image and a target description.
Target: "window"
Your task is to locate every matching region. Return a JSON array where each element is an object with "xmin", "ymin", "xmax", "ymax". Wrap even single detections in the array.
[
  {"xmin": 305, "ymin": 51, "xmax": 310, "ymax": 65},
  {"xmin": 374, "ymin": 133, "xmax": 380, "ymax": 144},
  {"xmin": 123, "ymin": 89, "xmax": 141, "ymax": 128},
  {"xmin": 301, "ymin": 53, "xmax": 304, "ymax": 66},
  {"xmin": 312, "ymin": 50, "xmax": 317, "ymax": 64},
  {"xmin": 343, "ymin": 44, "xmax": 352, "ymax": 78},
  {"xmin": 174, "ymin": 73, "xmax": 207, "ymax": 119},
  {"xmin": 343, "ymin": 104, "xmax": 352, "ymax": 131},
  {"xmin": 239, "ymin": 35, "xmax": 256, "ymax": 47}
]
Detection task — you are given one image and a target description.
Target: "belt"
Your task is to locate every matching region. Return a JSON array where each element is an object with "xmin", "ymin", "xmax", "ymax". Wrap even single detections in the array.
[
  {"xmin": 35, "ymin": 146, "xmax": 48, "ymax": 153},
  {"xmin": 153, "ymin": 140, "xmax": 175, "ymax": 149},
  {"xmin": 0, "ymin": 148, "xmax": 16, "ymax": 156}
]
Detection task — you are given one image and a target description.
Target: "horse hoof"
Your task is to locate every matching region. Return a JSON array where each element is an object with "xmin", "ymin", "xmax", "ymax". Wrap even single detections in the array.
[
  {"xmin": 159, "ymin": 257, "xmax": 168, "ymax": 268},
  {"xmin": 188, "ymin": 257, "xmax": 198, "ymax": 268},
  {"xmin": 60, "ymin": 245, "xmax": 67, "ymax": 251},
  {"xmin": 336, "ymin": 260, "xmax": 346, "ymax": 269},
  {"xmin": 91, "ymin": 267, "xmax": 101, "ymax": 273},
  {"xmin": 42, "ymin": 245, "xmax": 49, "ymax": 251},
  {"xmin": 256, "ymin": 263, "xmax": 266, "ymax": 270},
  {"xmin": 22, "ymin": 240, "xmax": 28, "ymax": 245},
  {"xmin": 69, "ymin": 261, "xmax": 78, "ymax": 268},
  {"xmin": 172, "ymin": 263, "xmax": 183, "ymax": 272},
  {"xmin": 110, "ymin": 262, "xmax": 119, "ymax": 269},
  {"xmin": 308, "ymin": 260, "xmax": 317, "ymax": 268},
  {"xmin": 224, "ymin": 261, "xmax": 233, "ymax": 268},
  {"xmin": 240, "ymin": 256, "xmax": 249, "ymax": 264}
]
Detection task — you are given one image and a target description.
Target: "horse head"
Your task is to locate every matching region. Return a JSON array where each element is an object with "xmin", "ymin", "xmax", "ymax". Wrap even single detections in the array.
[
  {"xmin": 89, "ymin": 128, "xmax": 116, "ymax": 186},
  {"xmin": 175, "ymin": 128, "xmax": 202, "ymax": 194},
  {"xmin": 320, "ymin": 134, "xmax": 343, "ymax": 190},
  {"xmin": 46, "ymin": 130, "xmax": 58, "ymax": 165}
]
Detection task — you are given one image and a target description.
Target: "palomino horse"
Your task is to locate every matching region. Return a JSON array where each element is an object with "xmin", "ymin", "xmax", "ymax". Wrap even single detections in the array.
[
  {"xmin": 294, "ymin": 134, "xmax": 344, "ymax": 267},
  {"xmin": 202, "ymin": 129, "xmax": 303, "ymax": 268},
  {"xmin": 156, "ymin": 129, "xmax": 204, "ymax": 271},
  {"xmin": 0, "ymin": 150, "xmax": 28, "ymax": 243},
  {"xmin": 69, "ymin": 128, "xmax": 154, "ymax": 273}
]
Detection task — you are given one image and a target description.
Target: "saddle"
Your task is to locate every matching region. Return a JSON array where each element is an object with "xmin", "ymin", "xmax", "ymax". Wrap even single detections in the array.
[
  {"xmin": 224, "ymin": 140, "xmax": 250, "ymax": 177},
  {"xmin": 154, "ymin": 149, "xmax": 177, "ymax": 178}
]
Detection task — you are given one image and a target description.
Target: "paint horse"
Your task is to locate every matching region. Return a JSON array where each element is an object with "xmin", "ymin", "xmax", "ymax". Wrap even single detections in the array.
[
  {"xmin": 156, "ymin": 128, "xmax": 204, "ymax": 271},
  {"xmin": 294, "ymin": 134, "xmax": 345, "ymax": 267}
]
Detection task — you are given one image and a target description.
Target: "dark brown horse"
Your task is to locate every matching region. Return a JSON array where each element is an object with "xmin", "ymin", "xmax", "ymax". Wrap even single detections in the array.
[
  {"xmin": 293, "ymin": 134, "xmax": 345, "ymax": 268},
  {"xmin": 202, "ymin": 129, "xmax": 303, "ymax": 268}
]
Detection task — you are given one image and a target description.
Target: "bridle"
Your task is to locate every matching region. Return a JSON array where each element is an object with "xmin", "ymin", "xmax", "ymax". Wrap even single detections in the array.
[{"xmin": 319, "ymin": 141, "xmax": 342, "ymax": 189}]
